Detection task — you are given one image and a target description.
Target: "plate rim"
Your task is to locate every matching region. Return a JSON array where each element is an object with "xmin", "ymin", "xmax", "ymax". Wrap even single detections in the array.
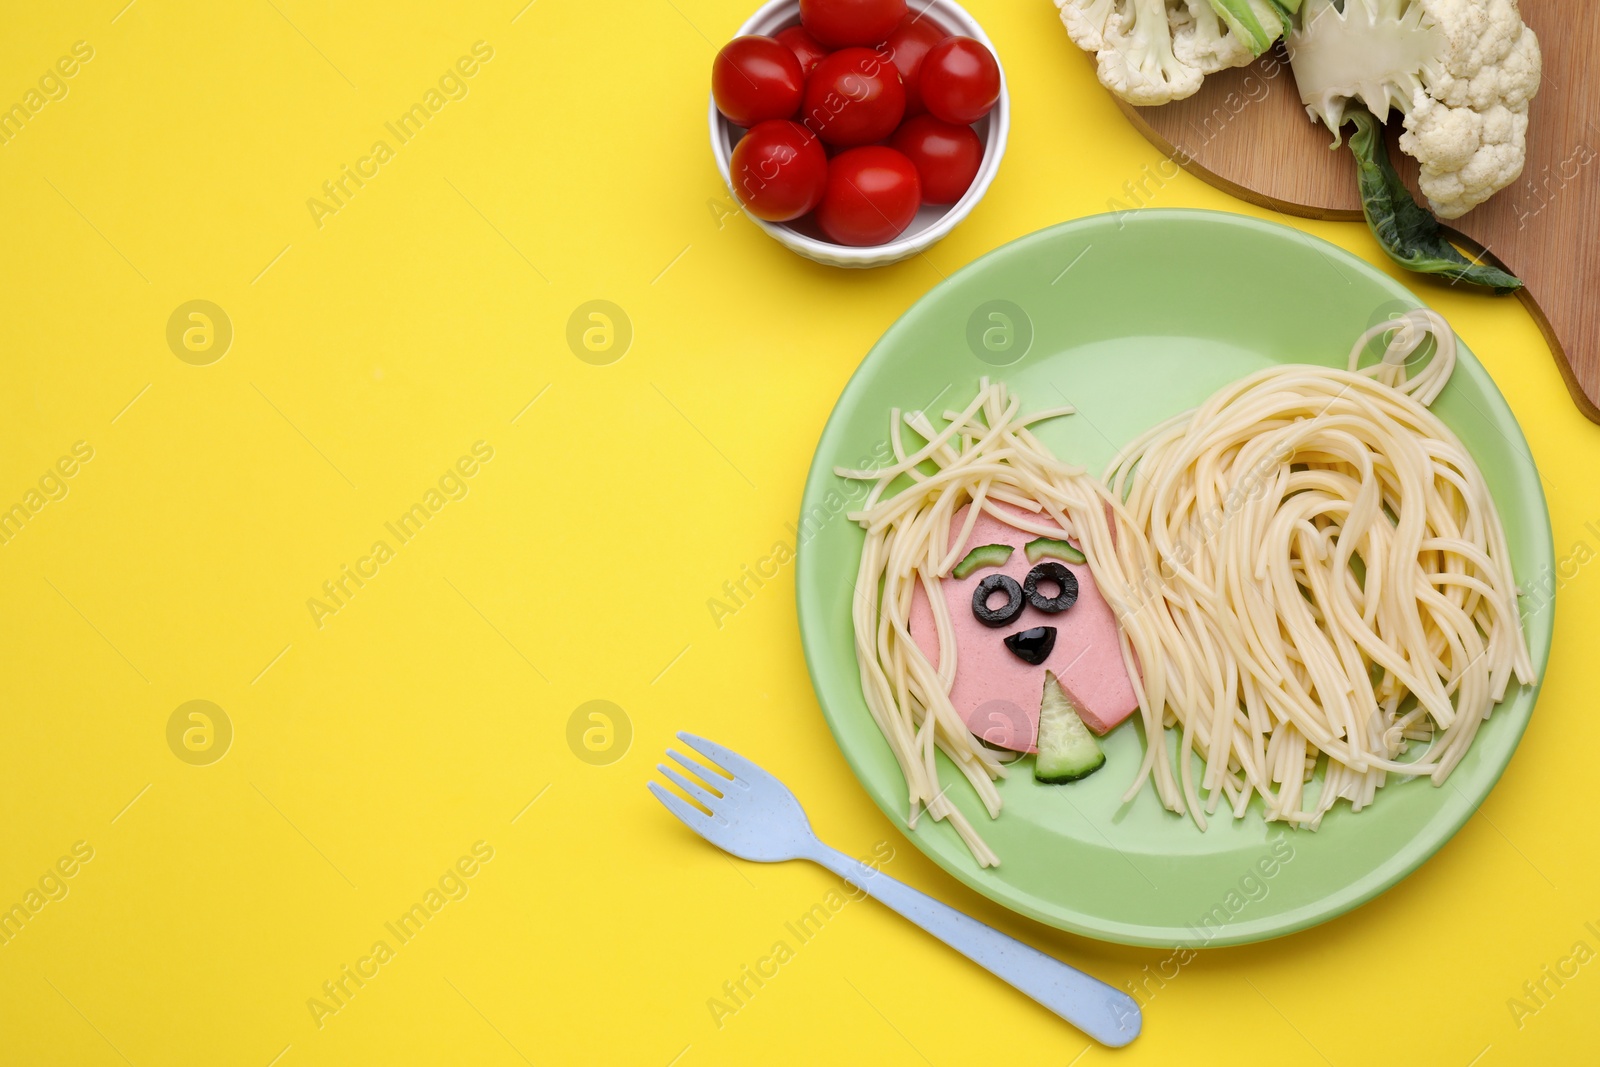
[{"xmin": 794, "ymin": 208, "xmax": 1556, "ymax": 948}]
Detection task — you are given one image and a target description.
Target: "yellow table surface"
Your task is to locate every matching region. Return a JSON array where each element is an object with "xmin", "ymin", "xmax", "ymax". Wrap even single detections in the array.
[{"xmin": 2, "ymin": 2, "xmax": 1597, "ymax": 1064}]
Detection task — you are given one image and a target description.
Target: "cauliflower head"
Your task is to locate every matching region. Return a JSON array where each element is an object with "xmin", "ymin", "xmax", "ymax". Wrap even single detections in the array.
[
  {"xmin": 1288, "ymin": 0, "xmax": 1542, "ymax": 219},
  {"xmin": 1057, "ymin": 0, "xmax": 1286, "ymax": 106}
]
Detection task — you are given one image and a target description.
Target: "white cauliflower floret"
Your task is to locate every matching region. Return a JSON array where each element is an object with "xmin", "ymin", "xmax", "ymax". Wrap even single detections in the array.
[
  {"xmin": 1171, "ymin": 1, "xmax": 1256, "ymax": 72},
  {"xmin": 1057, "ymin": 0, "xmax": 1284, "ymax": 106},
  {"xmin": 1289, "ymin": 0, "xmax": 1542, "ymax": 218}
]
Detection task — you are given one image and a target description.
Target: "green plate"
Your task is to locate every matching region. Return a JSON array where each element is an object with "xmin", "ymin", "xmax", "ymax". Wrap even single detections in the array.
[{"xmin": 795, "ymin": 210, "xmax": 1554, "ymax": 948}]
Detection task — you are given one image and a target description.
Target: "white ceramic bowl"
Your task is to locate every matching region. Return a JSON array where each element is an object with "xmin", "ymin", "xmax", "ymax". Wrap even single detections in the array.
[{"xmin": 709, "ymin": 0, "xmax": 1010, "ymax": 269}]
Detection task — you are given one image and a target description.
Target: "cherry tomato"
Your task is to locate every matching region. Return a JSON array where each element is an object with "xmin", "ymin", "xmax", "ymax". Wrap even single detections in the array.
[
  {"xmin": 890, "ymin": 114, "xmax": 982, "ymax": 204},
  {"xmin": 800, "ymin": 0, "xmax": 907, "ymax": 48},
  {"xmin": 729, "ymin": 120, "xmax": 828, "ymax": 222},
  {"xmin": 815, "ymin": 146, "xmax": 921, "ymax": 246},
  {"xmin": 919, "ymin": 36, "xmax": 1000, "ymax": 124},
  {"xmin": 775, "ymin": 25, "xmax": 829, "ymax": 77},
  {"xmin": 713, "ymin": 36, "xmax": 804, "ymax": 127},
  {"xmin": 801, "ymin": 48, "xmax": 905, "ymax": 147},
  {"xmin": 877, "ymin": 15, "xmax": 947, "ymax": 115}
]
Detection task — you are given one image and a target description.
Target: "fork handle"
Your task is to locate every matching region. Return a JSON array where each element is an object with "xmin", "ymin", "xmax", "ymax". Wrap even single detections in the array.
[{"xmin": 808, "ymin": 844, "xmax": 1141, "ymax": 1047}]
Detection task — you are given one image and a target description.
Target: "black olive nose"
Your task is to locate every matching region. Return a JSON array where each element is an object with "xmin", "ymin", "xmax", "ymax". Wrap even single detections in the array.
[{"xmin": 1003, "ymin": 626, "xmax": 1057, "ymax": 665}]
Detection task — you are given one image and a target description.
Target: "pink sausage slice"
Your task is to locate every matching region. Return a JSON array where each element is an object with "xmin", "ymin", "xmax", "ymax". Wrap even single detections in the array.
[{"xmin": 908, "ymin": 502, "xmax": 1138, "ymax": 750}]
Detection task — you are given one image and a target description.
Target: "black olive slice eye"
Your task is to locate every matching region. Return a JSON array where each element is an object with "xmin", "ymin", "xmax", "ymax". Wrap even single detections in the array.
[
  {"xmin": 972, "ymin": 573, "xmax": 1024, "ymax": 628},
  {"xmin": 1024, "ymin": 562, "xmax": 1078, "ymax": 613},
  {"xmin": 1003, "ymin": 626, "xmax": 1057, "ymax": 665}
]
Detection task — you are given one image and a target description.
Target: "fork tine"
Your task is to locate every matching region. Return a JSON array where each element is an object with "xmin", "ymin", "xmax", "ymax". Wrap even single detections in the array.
[
  {"xmin": 647, "ymin": 781, "xmax": 717, "ymax": 835},
  {"xmin": 666, "ymin": 747, "xmax": 728, "ymax": 789},
  {"xmin": 676, "ymin": 731, "xmax": 763, "ymax": 784},
  {"xmin": 657, "ymin": 763, "xmax": 720, "ymax": 810}
]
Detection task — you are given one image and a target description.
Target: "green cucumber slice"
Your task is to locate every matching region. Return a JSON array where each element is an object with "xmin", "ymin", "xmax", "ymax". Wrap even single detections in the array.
[
  {"xmin": 1034, "ymin": 671, "xmax": 1105, "ymax": 783},
  {"xmin": 951, "ymin": 543, "xmax": 1013, "ymax": 579},
  {"xmin": 1024, "ymin": 536, "xmax": 1087, "ymax": 565}
]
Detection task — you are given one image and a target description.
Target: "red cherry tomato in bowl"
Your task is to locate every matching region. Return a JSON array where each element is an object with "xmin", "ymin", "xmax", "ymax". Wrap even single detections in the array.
[
  {"xmin": 890, "ymin": 114, "xmax": 983, "ymax": 204},
  {"xmin": 799, "ymin": 0, "xmax": 907, "ymax": 48},
  {"xmin": 713, "ymin": 36, "xmax": 805, "ymax": 127},
  {"xmin": 775, "ymin": 25, "xmax": 829, "ymax": 77},
  {"xmin": 815, "ymin": 145, "xmax": 921, "ymax": 246},
  {"xmin": 729, "ymin": 120, "xmax": 828, "ymax": 222},
  {"xmin": 877, "ymin": 15, "xmax": 947, "ymax": 115},
  {"xmin": 802, "ymin": 47, "xmax": 905, "ymax": 147},
  {"xmin": 919, "ymin": 36, "xmax": 1000, "ymax": 125}
]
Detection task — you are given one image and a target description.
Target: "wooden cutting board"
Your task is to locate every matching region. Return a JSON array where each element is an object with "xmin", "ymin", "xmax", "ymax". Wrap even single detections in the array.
[{"xmin": 1114, "ymin": 1, "xmax": 1600, "ymax": 423}]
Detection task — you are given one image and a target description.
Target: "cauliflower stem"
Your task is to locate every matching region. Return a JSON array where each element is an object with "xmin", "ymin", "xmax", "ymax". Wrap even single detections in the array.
[
  {"xmin": 1214, "ymin": 0, "xmax": 1302, "ymax": 54},
  {"xmin": 1344, "ymin": 107, "xmax": 1521, "ymax": 292}
]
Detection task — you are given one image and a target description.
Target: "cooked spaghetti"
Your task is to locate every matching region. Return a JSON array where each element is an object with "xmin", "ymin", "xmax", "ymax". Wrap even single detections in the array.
[{"xmin": 837, "ymin": 311, "xmax": 1534, "ymax": 865}]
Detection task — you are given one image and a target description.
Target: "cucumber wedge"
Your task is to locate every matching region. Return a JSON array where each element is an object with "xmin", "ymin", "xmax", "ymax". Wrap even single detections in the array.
[
  {"xmin": 952, "ymin": 543, "xmax": 1013, "ymax": 579},
  {"xmin": 1034, "ymin": 671, "xmax": 1105, "ymax": 783},
  {"xmin": 1025, "ymin": 536, "xmax": 1087, "ymax": 565}
]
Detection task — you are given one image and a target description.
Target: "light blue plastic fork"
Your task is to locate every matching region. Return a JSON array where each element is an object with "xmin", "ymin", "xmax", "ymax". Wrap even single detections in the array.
[{"xmin": 648, "ymin": 731, "xmax": 1142, "ymax": 1047}]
